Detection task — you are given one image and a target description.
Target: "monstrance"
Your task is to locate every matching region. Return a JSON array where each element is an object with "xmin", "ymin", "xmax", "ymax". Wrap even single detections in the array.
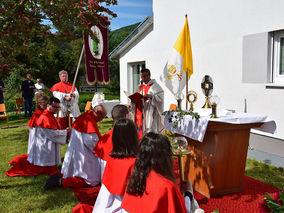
[{"xmin": 201, "ymin": 75, "xmax": 213, "ymax": 108}]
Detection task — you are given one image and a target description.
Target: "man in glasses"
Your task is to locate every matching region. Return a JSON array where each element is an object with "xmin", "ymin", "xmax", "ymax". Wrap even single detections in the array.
[
  {"xmin": 27, "ymin": 97, "xmax": 71, "ymax": 175},
  {"xmin": 6, "ymin": 97, "xmax": 71, "ymax": 178},
  {"xmin": 44, "ymin": 104, "xmax": 107, "ymax": 189}
]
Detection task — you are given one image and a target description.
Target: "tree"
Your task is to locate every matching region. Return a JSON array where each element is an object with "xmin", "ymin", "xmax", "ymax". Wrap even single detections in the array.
[{"xmin": 0, "ymin": 0, "xmax": 117, "ymax": 76}]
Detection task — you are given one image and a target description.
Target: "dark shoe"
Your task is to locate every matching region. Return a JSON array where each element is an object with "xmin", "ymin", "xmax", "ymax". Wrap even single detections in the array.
[{"xmin": 44, "ymin": 173, "xmax": 62, "ymax": 190}]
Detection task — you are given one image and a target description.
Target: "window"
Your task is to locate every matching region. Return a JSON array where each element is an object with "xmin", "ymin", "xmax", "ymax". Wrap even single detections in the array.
[
  {"xmin": 242, "ymin": 30, "xmax": 284, "ymax": 84},
  {"xmin": 127, "ymin": 62, "xmax": 145, "ymax": 94},
  {"xmin": 273, "ymin": 31, "xmax": 284, "ymax": 82}
]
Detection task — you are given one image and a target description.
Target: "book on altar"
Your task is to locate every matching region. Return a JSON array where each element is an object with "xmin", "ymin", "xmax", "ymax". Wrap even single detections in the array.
[{"xmin": 124, "ymin": 90, "xmax": 147, "ymax": 103}]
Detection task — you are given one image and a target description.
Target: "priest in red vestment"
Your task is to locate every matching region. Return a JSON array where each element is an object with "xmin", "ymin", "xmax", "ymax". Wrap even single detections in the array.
[
  {"xmin": 50, "ymin": 70, "xmax": 80, "ymax": 129},
  {"xmin": 94, "ymin": 104, "xmax": 130, "ymax": 180},
  {"xmin": 131, "ymin": 68, "xmax": 164, "ymax": 138},
  {"xmin": 59, "ymin": 104, "xmax": 107, "ymax": 188},
  {"xmin": 92, "ymin": 118, "xmax": 139, "ymax": 212}
]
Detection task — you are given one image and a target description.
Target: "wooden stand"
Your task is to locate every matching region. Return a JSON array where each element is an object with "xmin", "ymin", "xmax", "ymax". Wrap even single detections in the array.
[{"xmin": 179, "ymin": 121, "xmax": 263, "ymax": 198}]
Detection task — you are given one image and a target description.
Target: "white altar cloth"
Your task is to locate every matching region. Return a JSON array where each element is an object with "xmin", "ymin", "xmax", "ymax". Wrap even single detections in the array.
[{"xmin": 164, "ymin": 109, "xmax": 276, "ymax": 142}]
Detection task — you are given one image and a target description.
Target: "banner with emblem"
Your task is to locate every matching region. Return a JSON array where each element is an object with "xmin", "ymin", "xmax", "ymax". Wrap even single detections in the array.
[
  {"xmin": 160, "ymin": 16, "xmax": 193, "ymax": 99},
  {"xmin": 84, "ymin": 24, "xmax": 110, "ymax": 85}
]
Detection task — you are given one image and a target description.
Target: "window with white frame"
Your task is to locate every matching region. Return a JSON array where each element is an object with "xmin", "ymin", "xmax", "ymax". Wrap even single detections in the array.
[
  {"xmin": 273, "ymin": 31, "xmax": 284, "ymax": 82},
  {"xmin": 242, "ymin": 30, "xmax": 284, "ymax": 84},
  {"xmin": 127, "ymin": 62, "xmax": 145, "ymax": 95}
]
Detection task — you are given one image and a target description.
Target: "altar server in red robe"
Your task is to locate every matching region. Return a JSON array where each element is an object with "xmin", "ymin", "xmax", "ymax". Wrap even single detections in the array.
[
  {"xmin": 122, "ymin": 132, "xmax": 202, "ymax": 213},
  {"xmin": 27, "ymin": 97, "xmax": 70, "ymax": 170},
  {"xmin": 5, "ymin": 96, "xmax": 52, "ymax": 177},
  {"xmin": 59, "ymin": 104, "xmax": 107, "ymax": 188},
  {"xmin": 50, "ymin": 70, "xmax": 80, "ymax": 129},
  {"xmin": 94, "ymin": 104, "xmax": 130, "ymax": 180},
  {"xmin": 27, "ymin": 95, "xmax": 49, "ymax": 154},
  {"xmin": 92, "ymin": 118, "xmax": 139, "ymax": 212}
]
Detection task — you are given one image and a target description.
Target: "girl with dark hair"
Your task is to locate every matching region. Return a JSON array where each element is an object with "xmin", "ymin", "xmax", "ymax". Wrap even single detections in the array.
[
  {"xmin": 121, "ymin": 132, "xmax": 201, "ymax": 213},
  {"xmin": 93, "ymin": 118, "xmax": 139, "ymax": 212}
]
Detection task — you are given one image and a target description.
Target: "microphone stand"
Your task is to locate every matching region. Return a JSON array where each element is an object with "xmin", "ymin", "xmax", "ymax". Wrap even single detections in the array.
[{"xmin": 141, "ymin": 80, "xmax": 144, "ymax": 136}]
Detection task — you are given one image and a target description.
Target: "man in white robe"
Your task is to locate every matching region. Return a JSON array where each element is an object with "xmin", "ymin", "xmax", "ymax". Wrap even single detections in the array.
[
  {"xmin": 50, "ymin": 70, "xmax": 80, "ymax": 129},
  {"xmin": 27, "ymin": 97, "xmax": 70, "ymax": 167},
  {"xmin": 60, "ymin": 104, "xmax": 107, "ymax": 187},
  {"xmin": 131, "ymin": 68, "xmax": 164, "ymax": 138}
]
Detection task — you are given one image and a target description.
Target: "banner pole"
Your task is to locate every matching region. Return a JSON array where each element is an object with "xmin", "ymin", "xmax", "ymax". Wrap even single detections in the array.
[{"xmin": 71, "ymin": 45, "xmax": 85, "ymax": 94}]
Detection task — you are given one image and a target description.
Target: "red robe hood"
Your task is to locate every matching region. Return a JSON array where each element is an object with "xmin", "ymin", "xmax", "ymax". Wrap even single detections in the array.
[
  {"xmin": 50, "ymin": 81, "xmax": 76, "ymax": 93},
  {"xmin": 103, "ymin": 157, "xmax": 136, "ymax": 195},
  {"xmin": 27, "ymin": 109, "xmax": 44, "ymax": 127},
  {"xmin": 121, "ymin": 170, "xmax": 187, "ymax": 213},
  {"xmin": 72, "ymin": 111, "xmax": 101, "ymax": 137},
  {"xmin": 36, "ymin": 109, "xmax": 60, "ymax": 130},
  {"xmin": 94, "ymin": 129, "xmax": 113, "ymax": 161}
]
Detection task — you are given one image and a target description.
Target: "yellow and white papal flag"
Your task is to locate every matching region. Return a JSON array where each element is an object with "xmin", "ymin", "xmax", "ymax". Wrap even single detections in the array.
[{"xmin": 160, "ymin": 16, "xmax": 193, "ymax": 99}]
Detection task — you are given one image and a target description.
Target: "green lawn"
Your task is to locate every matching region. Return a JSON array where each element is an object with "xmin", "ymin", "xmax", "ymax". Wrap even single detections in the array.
[
  {"xmin": 0, "ymin": 116, "xmax": 283, "ymax": 212},
  {"xmin": 0, "ymin": 117, "xmax": 113, "ymax": 213}
]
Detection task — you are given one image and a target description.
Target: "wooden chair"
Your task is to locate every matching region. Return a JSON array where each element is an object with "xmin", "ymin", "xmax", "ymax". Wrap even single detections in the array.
[
  {"xmin": 0, "ymin": 103, "xmax": 9, "ymax": 127},
  {"xmin": 15, "ymin": 98, "xmax": 24, "ymax": 115},
  {"xmin": 85, "ymin": 101, "xmax": 92, "ymax": 112}
]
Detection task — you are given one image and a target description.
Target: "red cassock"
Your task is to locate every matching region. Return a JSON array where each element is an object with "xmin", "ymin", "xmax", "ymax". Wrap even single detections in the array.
[
  {"xmin": 27, "ymin": 109, "xmax": 44, "ymax": 127},
  {"xmin": 135, "ymin": 84, "xmax": 152, "ymax": 139},
  {"xmin": 94, "ymin": 129, "xmax": 113, "ymax": 161},
  {"xmin": 72, "ymin": 204, "xmax": 94, "ymax": 213},
  {"xmin": 121, "ymin": 170, "xmax": 187, "ymax": 213},
  {"xmin": 103, "ymin": 157, "xmax": 136, "ymax": 195}
]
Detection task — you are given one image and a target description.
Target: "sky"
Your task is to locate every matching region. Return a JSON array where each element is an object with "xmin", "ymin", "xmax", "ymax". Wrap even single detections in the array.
[{"xmin": 107, "ymin": 0, "xmax": 153, "ymax": 31}]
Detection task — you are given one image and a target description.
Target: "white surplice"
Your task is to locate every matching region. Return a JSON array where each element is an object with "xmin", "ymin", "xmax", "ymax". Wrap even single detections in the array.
[
  {"xmin": 27, "ymin": 127, "xmax": 67, "ymax": 166},
  {"xmin": 61, "ymin": 128, "xmax": 101, "ymax": 186},
  {"xmin": 52, "ymin": 89, "xmax": 80, "ymax": 118},
  {"xmin": 93, "ymin": 184, "xmax": 125, "ymax": 213},
  {"xmin": 27, "ymin": 127, "xmax": 36, "ymax": 154}
]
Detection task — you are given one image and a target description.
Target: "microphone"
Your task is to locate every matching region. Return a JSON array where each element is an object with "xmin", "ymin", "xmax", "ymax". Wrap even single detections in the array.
[{"xmin": 140, "ymin": 80, "xmax": 143, "ymax": 84}]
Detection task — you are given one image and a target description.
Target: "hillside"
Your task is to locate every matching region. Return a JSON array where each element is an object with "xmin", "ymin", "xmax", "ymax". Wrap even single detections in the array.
[{"xmin": 109, "ymin": 22, "xmax": 140, "ymax": 53}]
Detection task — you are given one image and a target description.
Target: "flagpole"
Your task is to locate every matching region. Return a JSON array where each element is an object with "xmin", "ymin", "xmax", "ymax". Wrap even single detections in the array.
[
  {"xmin": 186, "ymin": 70, "xmax": 188, "ymax": 110},
  {"xmin": 185, "ymin": 14, "xmax": 188, "ymax": 110},
  {"xmin": 71, "ymin": 45, "xmax": 85, "ymax": 95}
]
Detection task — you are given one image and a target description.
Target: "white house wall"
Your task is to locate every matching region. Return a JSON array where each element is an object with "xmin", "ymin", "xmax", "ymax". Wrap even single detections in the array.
[{"xmin": 119, "ymin": 0, "xmax": 284, "ymax": 141}]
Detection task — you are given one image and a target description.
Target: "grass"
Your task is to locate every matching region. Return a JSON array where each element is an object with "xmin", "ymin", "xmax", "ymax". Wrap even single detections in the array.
[
  {"xmin": 0, "ymin": 116, "xmax": 283, "ymax": 212},
  {"xmin": 0, "ymin": 113, "xmax": 30, "ymax": 128},
  {"xmin": 245, "ymin": 158, "xmax": 284, "ymax": 189},
  {"xmin": 0, "ymin": 117, "xmax": 113, "ymax": 213}
]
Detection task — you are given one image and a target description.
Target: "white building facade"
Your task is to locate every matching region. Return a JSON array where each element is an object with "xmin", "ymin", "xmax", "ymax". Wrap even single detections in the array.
[{"xmin": 110, "ymin": 0, "xmax": 284, "ymax": 161}]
